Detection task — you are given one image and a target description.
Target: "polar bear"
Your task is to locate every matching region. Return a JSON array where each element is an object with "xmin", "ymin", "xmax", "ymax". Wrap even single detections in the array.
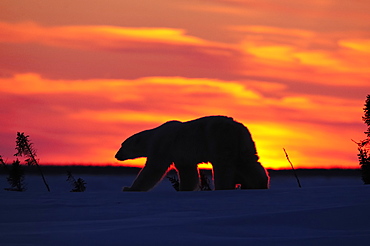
[{"xmin": 115, "ymin": 116, "xmax": 269, "ymax": 191}]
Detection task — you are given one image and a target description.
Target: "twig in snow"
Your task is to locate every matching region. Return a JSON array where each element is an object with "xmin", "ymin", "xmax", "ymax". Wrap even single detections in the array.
[{"xmin": 283, "ymin": 148, "xmax": 302, "ymax": 188}]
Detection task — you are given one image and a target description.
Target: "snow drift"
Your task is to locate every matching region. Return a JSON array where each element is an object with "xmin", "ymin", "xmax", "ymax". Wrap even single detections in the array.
[{"xmin": 0, "ymin": 173, "xmax": 369, "ymax": 246}]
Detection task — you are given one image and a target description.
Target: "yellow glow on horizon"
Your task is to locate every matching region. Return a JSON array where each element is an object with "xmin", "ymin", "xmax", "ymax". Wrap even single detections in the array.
[{"xmin": 116, "ymin": 158, "xmax": 147, "ymax": 168}]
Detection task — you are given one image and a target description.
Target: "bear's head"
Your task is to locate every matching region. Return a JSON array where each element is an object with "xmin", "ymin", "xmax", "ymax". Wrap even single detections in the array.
[{"xmin": 115, "ymin": 131, "xmax": 150, "ymax": 161}]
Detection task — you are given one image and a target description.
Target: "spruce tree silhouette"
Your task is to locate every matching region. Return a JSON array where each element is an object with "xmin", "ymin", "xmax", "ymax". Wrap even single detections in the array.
[
  {"xmin": 363, "ymin": 94, "xmax": 370, "ymax": 139},
  {"xmin": 354, "ymin": 95, "xmax": 370, "ymax": 184},
  {"xmin": 14, "ymin": 132, "xmax": 50, "ymax": 191}
]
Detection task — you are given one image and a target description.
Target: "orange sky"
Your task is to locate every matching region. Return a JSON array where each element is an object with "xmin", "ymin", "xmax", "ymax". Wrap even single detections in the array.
[{"xmin": 0, "ymin": 0, "xmax": 369, "ymax": 169}]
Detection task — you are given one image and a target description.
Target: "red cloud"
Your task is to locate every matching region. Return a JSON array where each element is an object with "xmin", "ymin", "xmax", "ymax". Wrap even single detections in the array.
[{"xmin": 0, "ymin": 22, "xmax": 235, "ymax": 55}]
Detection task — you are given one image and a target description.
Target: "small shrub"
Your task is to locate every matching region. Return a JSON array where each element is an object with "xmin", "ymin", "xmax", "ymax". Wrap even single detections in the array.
[
  {"xmin": 0, "ymin": 155, "xmax": 7, "ymax": 170},
  {"xmin": 354, "ymin": 140, "xmax": 370, "ymax": 184},
  {"xmin": 359, "ymin": 149, "xmax": 370, "ymax": 184},
  {"xmin": 4, "ymin": 159, "xmax": 26, "ymax": 192},
  {"xmin": 66, "ymin": 171, "xmax": 87, "ymax": 192},
  {"xmin": 167, "ymin": 170, "xmax": 212, "ymax": 191},
  {"xmin": 199, "ymin": 170, "xmax": 212, "ymax": 191},
  {"xmin": 167, "ymin": 175, "xmax": 180, "ymax": 191}
]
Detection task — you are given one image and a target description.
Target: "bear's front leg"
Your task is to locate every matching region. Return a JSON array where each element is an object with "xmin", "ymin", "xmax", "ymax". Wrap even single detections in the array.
[
  {"xmin": 124, "ymin": 158, "xmax": 171, "ymax": 191},
  {"xmin": 212, "ymin": 162, "xmax": 237, "ymax": 190},
  {"xmin": 176, "ymin": 164, "xmax": 200, "ymax": 191}
]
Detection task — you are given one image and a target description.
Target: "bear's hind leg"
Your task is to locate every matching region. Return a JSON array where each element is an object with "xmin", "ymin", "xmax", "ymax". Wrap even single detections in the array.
[{"xmin": 176, "ymin": 165, "xmax": 200, "ymax": 191}]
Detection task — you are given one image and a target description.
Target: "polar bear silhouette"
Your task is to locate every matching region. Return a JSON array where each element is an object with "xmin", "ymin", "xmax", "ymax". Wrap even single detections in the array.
[{"xmin": 115, "ymin": 116, "xmax": 269, "ymax": 191}]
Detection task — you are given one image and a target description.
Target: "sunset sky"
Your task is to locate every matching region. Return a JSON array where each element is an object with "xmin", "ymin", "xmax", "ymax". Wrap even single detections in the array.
[{"xmin": 1, "ymin": 0, "xmax": 369, "ymax": 169}]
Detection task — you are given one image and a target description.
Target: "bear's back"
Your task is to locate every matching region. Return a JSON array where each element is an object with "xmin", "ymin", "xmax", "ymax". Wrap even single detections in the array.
[{"xmin": 168, "ymin": 116, "xmax": 249, "ymax": 163}]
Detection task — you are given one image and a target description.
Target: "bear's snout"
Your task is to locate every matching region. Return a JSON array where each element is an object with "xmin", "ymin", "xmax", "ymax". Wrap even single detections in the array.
[{"xmin": 115, "ymin": 150, "xmax": 124, "ymax": 161}]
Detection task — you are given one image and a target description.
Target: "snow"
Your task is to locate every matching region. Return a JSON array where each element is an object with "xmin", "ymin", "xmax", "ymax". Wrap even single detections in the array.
[{"xmin": 1, "ymin": 172, "xmax": 370, "ymax": 246}]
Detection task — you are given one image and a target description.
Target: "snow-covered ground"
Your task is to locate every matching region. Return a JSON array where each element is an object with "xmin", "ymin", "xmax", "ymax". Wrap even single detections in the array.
[{"xmin": 0, "ymin": 173, "xmax": 369, "ymax": 246}]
